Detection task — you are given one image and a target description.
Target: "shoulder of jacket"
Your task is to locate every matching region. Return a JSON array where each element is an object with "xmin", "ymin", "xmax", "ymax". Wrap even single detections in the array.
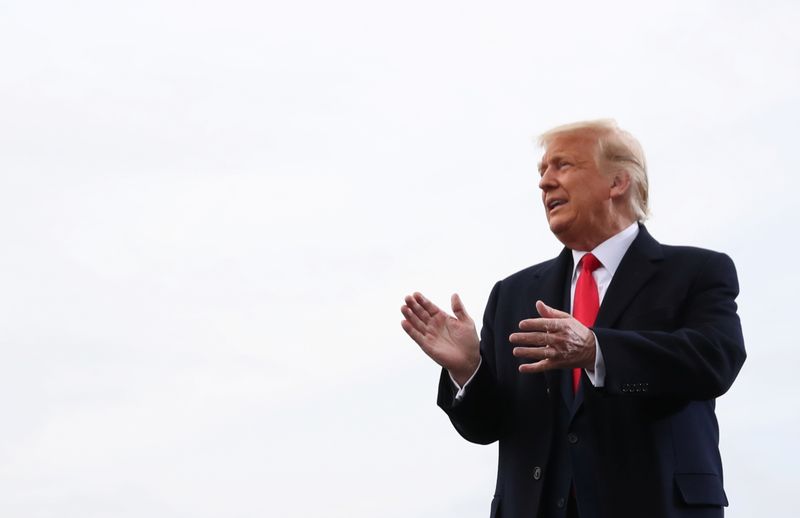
[
  {"xmin": 500, "ymin": 256, "xmax": 562, "ymax": 285},
  {"xmin": 659, "ymin": 243, "xmax": 730, "ymax": 262}
]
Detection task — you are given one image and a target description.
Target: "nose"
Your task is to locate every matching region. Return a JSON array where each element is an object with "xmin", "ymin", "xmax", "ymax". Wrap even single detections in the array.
[{"xmin": 538, "ymin": 166, "xmax": 556, "ymax": 191}]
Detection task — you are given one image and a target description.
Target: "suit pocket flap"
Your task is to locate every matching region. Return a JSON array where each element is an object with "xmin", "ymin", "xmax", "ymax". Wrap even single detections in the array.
[{"xmin": 675, "ymin": 473, "xmax": 729, "ymax": 506}]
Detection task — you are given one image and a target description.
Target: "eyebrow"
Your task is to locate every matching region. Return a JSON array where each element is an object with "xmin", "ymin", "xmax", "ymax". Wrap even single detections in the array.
[{"xmin": 538, "ymin": 153, "xmax": 570, "ymax": 174}]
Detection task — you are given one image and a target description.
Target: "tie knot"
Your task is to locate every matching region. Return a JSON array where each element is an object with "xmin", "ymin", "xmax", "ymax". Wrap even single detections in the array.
[{"xmin": 581, "ymin": 253, "xmax": 602, "ymax": 273}]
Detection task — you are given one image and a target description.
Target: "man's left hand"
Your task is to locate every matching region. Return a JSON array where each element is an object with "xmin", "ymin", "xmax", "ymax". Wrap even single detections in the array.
[{"xmin": 510, "ymin": 300, "xmax": 596, "ymax": 373}]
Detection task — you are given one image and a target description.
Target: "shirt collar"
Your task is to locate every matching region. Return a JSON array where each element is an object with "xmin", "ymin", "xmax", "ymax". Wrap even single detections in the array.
[{"xmin": 571, "ymin": 222, "xmax": 640, "ymax": 279}]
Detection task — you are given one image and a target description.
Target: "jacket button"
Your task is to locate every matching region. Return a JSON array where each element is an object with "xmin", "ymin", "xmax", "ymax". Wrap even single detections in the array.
[
  {"xmin": 567, "ymin": 433, "xmax": 578, "ymax": 444},
  {"xmin": 557, "ymin": 497, "xmax": 566, "ymax": 508},
  {"xmin": 533, "ymin": 466, "xmax": 542, "ymax": 480}
]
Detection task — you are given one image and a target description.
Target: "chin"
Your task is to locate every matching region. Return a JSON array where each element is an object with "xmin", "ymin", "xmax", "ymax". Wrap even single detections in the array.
[
  {"xmin": 549, "ymin": 226, "xmax": 570, "ymax": 242},
  {"xmin": 548, "ymin": 222, "xmax": 580, "ymax": 248},
  {"xmin": 547, "ymin": 219, "xmax": 569, "ymax": 237}
]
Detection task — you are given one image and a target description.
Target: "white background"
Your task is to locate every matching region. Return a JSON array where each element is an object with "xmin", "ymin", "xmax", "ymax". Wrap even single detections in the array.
[{"xmin": 1, "ymin": 0, "xmax": 797, "ymax": 516}]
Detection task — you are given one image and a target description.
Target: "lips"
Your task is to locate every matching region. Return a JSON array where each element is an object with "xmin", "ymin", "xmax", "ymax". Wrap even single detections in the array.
[{"xmin": 547, "ymin": 199, "xmax": 567, "ymax": 211}]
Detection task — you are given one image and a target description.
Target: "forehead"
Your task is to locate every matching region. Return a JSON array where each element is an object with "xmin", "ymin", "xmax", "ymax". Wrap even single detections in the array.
[{"xmin": 540, "ymin": 132, "xmax": 599, "ymax": 162}]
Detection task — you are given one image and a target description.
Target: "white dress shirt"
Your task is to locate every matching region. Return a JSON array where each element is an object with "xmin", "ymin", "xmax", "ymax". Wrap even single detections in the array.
[{"xmin": 451, "ymin": 222, "xmax": 640, "ymax": 397}]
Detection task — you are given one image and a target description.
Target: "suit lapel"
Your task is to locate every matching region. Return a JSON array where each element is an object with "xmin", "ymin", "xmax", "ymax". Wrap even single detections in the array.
[
  {"xmin": 527, "ymin": 247, "xmax": 574, "ymax": 410},
  {"xmin": 594, "ymin": 225, "xmax": 664, "ymax": 329},
  {"xmin": 570, "ymin": 225, "xmax": 663, "ymax": 420},
  {"xmin": 527, "ymin": 246, "xmax": 573, "ymax": 313}
]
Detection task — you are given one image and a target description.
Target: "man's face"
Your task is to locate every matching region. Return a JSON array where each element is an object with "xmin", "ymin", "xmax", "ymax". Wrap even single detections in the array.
[{"xmin": 538, "ymin": 132, "xmax": 616, "ymax": 249}]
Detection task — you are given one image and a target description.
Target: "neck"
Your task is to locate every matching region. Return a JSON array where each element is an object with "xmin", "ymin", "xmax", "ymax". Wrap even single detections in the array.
[{"xmin": 559, "ymin": 219, "xmax": 636, "ymax": 251}]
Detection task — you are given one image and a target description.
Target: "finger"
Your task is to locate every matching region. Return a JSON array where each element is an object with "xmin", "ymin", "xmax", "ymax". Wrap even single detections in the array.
[
  {"xmin": 512, "ymin": 346, "xmax": 550, "ymax": 360},
  {"xmin": 414, "ymin": 292, "xmax": 443, "ymax": 318},
  {"xmin": 519, "ymin": 359, "xmax": 558, "ymax": 374},
  {"xmin": 451, "ymin": 293, "xmax": 471, "ymax": 322},
  {"xmin": 405, "ymin": 293, "xmax": 434, "ymax": 323},
  {"xmin": 401, "ymin": 305, "xmax": 428, "ymax": 335},
  {"xmin": 536, "ymin": 300, "xmax": 571, "ymax": 319},
  {"xmin": 509, "ymin": 331, "xmax": 548, "ymax": 346},
  {"xmin": 401, "ymin": 319, "xmax": 427, "ymax": 346},
  {"xmin": 518, "ymin": 318, "xmax": 567, "ymax": 332}
]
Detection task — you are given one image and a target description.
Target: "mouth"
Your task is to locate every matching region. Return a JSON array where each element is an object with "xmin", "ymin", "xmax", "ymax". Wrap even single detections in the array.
[{"xmin": 546, "ymin": 199, "xmax": 567, "ymax": 212}]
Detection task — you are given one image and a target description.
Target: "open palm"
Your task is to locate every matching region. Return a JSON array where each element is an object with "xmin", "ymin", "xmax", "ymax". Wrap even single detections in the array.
[{"xmin": 401, "ymin": 292, "xmax": 480, "ymax": 383}]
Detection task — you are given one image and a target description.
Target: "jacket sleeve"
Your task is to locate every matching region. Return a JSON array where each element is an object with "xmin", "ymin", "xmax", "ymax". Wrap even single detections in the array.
[
  {"xmin": 595, "ymin": 252, "xmax": 746, "ymax": 399},
  {"xmin": 436, "ymin": 281, "xmax": 509, "ymax": 444}
]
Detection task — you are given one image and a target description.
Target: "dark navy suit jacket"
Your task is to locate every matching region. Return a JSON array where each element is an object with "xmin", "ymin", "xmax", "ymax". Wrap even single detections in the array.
[{"xmin": 437, "ymin": 226, "xmax": 746, "ymax": 518}]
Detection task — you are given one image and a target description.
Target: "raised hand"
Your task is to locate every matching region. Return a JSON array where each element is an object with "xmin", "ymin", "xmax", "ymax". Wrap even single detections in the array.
[
  {"xmin": 401, "ymin": 292, "xmax": 480, "ymax": 385},
  {"xmin": 509, "ymin": 300, "xmax": 596, "ymax": 373}
]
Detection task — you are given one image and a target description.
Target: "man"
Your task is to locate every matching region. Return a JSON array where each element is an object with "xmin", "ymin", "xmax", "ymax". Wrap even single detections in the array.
[{"xmin": 400, "ymin": 120, "xmax": 745, "ymax": 518}]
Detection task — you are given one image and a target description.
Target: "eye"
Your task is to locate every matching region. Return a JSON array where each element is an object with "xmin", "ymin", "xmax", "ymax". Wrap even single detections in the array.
[{"xmin": 558, "ymin": 160, "xmax": 572, "ymax": 169}]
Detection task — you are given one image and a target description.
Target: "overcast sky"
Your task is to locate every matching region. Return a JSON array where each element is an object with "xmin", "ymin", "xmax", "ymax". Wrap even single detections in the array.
[{"xmin": 1, "ymin": 0, "xmax": 797, "ymax": 516}]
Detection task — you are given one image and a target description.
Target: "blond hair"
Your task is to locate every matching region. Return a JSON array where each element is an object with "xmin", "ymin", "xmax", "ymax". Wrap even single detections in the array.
[{"xmin": 539, "ymin": 119, "xmax": 649, "ymax": 221}]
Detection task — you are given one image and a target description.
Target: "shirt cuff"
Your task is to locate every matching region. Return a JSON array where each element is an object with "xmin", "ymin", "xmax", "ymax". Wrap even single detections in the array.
[
  {"xmin": 585, "ymin": 332, "xmax": 606, "ymax": 387},
  {"xmin": 450, "ymin": 356, "xmax": 482, "ymax": 400}
]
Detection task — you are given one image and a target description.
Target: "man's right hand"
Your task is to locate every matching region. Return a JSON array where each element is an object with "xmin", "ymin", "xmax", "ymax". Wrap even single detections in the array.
[{"xmin": 401, "ymin": 292, "xmax": 480, "ymax": 386}]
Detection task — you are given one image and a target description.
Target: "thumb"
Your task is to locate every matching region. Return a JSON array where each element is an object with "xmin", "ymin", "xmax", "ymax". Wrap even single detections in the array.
[
  {"xmin": 536, "ymin": 300, "xmax": 570, "ymax": 319},
  {"xmin": 451, "ymin": 293, "xmax": 472, "ymax": 321}
]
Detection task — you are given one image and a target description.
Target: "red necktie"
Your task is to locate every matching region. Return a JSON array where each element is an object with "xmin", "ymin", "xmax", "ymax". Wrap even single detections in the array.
[{"xmin": 572, "ymin": 253, "xmax": 602, "ymax": 393}]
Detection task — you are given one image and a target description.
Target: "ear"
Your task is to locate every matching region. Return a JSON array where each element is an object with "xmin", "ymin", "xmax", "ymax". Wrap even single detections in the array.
[{"xmin": 609, "ymin": 170, "xmax": 631, "ymax": 200}]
